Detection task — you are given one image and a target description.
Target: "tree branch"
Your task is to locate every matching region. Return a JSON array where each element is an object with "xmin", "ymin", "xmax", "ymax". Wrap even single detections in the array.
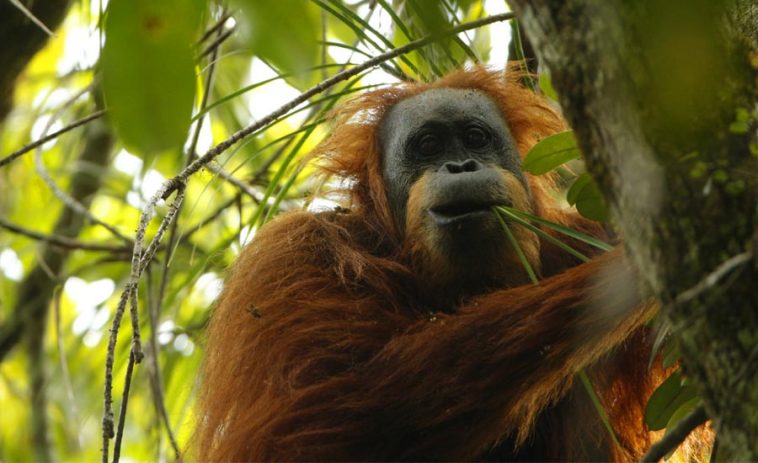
[
  {"xmin": 0, "ymin": 117, "xmax": 115, "ymax": 363},
  {"xmin": 0, "ymin": 110, "xmax": 104, "ymax": 168},
  {"xmin": 0, "ymin": 217, "xmax": 130, "ymax": 252}
]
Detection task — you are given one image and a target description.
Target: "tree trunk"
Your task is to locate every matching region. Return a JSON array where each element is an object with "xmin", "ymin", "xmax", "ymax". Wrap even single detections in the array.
[
  {"xmin": 508, "ymin": 0, "xmax": 758, "ymax": 459},
  {"xmin": 0, "ymin": 0, "xmax": 72, "ymax": 122}
]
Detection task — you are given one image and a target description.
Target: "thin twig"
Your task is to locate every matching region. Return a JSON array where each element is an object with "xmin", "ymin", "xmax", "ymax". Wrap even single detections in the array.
[
  {"xmin": 102, "ymin": 183, "xmax": 185, "ymax": 463},
  {"xmin": 31, "ymin": 89, "xmax": 129, "ymax": 243},
  {"xmin": 102, "ymin": 287, "xmax": 131, "ymax": 447},
  {"xmin": 205, "ymin": 163, "xmax": 261, "ymax": 201},
  {"xmin": 131, "ymin": 25, "xmax": 228, "ymax": 455},
  {"xmin": 7, "ymin": 0, "xmax": 55, "ymax": 36},
  {"xmin": 138, "ymin": 185, "xmax": 186, "ymax": 274},
  {"xmin": 639, "ymin": 405, "xmax": 708, "ymax": 463},
  {"xmin": 672, "ymin": 251, "xmax": 753, "ymax": 307},
  {"xmin": 199, "ymin": 26, "xmax": 235, "ymax": 59},
  {"xmin": 145, "ymin": 268, "xmax": 180, "ymax": 459},
  {"xmin": 35, "ymin": 144, "xmax": 130, "ymax": 244},
  {"xmin": 167, "ymin": 10, "xmax": 231, "ymax": 261},
  {"xmin": 181, "ymin": 193, "xmax": 241, "ymax": 241},
  {"xmin": 112, "ymin": 351, "xmax": 137, "ymax": 463},
  {"xmin": 0, "ymin": 110, "xmax": 105, "ymax": 168},
  {"xmin": 0, "ymin": 217, "xmax": 130, "ymax": 252},
  {"xmin": 198, "ymin": 10, "xmax": 234, "ymax": 44},
  {"xmin": 146, "ymin": 34, "xmax": 228, "ymax": 453},
  {"xmin": 127, "ymin": 286, "xmax": 142, "ymax": 362},
  {"xmin": 668, "ymin": 249, "xmax": 754, "ymax": 340}
]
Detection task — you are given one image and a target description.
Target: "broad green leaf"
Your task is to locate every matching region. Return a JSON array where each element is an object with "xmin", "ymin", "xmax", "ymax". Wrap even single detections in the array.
[
  {"xmin": 662, "ymin": 342, "xmax": 681, "ymax": 369},
  {"xmin": 566, "ymin": 173, "xmax": 609, "ymax": 222},
  {"xmin": 102, "ymin": 0, "xmax": 202, "ymax": 157},
  {"xmin": 665, "ymin": 396, "xmax": 702, "ymax": 430},
  {"xmin": 566, "ymin": 173, "xmax": 591, "ymax": 205},
  {"xmin": 234, "ymin": 0, "xmax": 320, "ymax": 83},
  {"xmin": 522, "ymin": 131, "xmax": 581, "ymax": 174},
  {"xmin": 645, "ymin": 371, "xmax": 700, "ymax": 431}
]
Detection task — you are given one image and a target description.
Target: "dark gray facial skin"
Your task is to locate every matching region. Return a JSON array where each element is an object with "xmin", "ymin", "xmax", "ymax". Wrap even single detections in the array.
[{"xmin": 378, "ymin": 88, "xmax": 526, "ymax": 234}]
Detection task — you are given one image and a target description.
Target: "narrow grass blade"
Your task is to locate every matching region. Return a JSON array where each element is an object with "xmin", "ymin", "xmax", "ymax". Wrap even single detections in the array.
[
  {"xmin": 494, "ymin": 210, "xmax": 539, "ymax": 284},
  {"xmin": 580, "ymin": 371, "xmax": 622, "ymax": 447},
  {"xmin": 316, "ymin": 0, "xmax": 421, "ymax": 77},
  {"xmin": 495, "ymin": 207, "xmax": 590, "ymax": 262},
  {"xmin": 501, "ymin": 206, "xmax": 613, "ymax": 252},
  {"xmin": 495, "ymin": 206, "xmax": 620, "ymax": 448},
  {"xmin": 509, "ymin": 19, "xmax": 536, "ymax": 93}
]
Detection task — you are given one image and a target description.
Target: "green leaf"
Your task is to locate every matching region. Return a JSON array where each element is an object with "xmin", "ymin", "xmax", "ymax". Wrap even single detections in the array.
[
  {"xmin": 566, "ymin": 173, "xmax": 609, "ymax": 222},
  {"xmin": 566, "ymin": 173, "xmax": 591, "ymax": 205},
  {"xmin": 664, "ymin": 397, "xmax": 713, "ymax": 461},
  {"xmin": 665, "ymin": 396, "xmax": 702, "ymax": 430},
  {"xmin": 102, "ymin": 0, "xmax": 202, "ymax": 158},
  {"xmin": 522, "ymin": 131, "xmax": 581, "ymax": 175},
  {"xmin": 234, "ymin": 0, "xmax": 320, "ymax": 82},
  {"xmin": 662, "ymin": 342, "xmax": 681, "ymax": 369},
  {"xmin": 406, "ymin": 0, "xmax": 460, "ymax": 76},
  {"xmin": 538, "ymin": 72, "xmax": 558, "ymax": 101},
  {"xmin": 662, "ymin": 396, "xmax": 703, "ymax": 459},
  {"xmin": 729, "ymin": 121, "xmax": 749, "ymax": 134},
  {"xmin": 645, "ymin": 371, "xmax": 700, "ymax": 431}
]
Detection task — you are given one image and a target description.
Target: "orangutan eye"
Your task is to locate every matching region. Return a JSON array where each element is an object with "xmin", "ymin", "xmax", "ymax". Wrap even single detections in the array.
[
  {"xmin": 464, "ymin": 126, "xmax": 489, "ymax": 149},
  {"xmin": 417, "ymin": 133, "xmax": 442, "ymax": 157}
]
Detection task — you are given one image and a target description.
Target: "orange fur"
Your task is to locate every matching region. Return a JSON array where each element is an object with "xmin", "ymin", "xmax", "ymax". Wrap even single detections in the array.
[{"xmin": 194, "ymin": 67, "xmax": 662, "ymax": 461}]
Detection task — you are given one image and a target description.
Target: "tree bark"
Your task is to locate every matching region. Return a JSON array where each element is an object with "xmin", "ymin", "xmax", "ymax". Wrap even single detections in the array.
[
  {"xmin": 0, "ymin": 0, "xmax": 72, "ymax": 122},
  {"xmin": 508, "ymin": 0, "xmax": 757, "ymax": 459}
]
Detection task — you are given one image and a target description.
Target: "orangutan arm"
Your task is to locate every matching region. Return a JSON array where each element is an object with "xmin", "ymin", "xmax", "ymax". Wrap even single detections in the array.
[{"xmin": 196, "ymin": 214, "xmax": 652, "ymax": 461}]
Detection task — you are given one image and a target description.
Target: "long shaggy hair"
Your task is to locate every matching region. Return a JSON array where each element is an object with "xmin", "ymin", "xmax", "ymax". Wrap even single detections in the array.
[{"xmin": 192, "ymin": 66, "xmax": 688, "ymax": 462}]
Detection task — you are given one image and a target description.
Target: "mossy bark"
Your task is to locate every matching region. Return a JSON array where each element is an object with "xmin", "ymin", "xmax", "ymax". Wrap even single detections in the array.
[{"xmin": 508, "ymin": 0, "xmax": 758, "ymax": 459}]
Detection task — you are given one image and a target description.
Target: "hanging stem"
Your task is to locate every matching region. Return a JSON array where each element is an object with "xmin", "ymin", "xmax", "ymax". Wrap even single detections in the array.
[{"xmin": 493, "ymin": 206, "xmax": 620, "ymax": 448}]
